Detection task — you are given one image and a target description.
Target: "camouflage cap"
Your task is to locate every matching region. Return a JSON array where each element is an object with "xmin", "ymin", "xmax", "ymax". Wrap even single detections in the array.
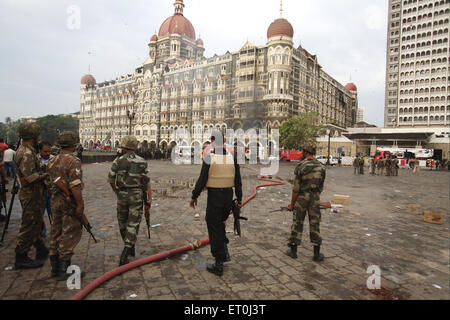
[
  {"xmin": 17, "ymin": 122, "xmax": 42, "ymax": 139},
  {"xmin": 56, "ymin": 131, "xmax": 80, "ymax": 148},
  {"xmin": 120, "ymin": 136, "xmax": 138, "ymax": 150},
  {"xmin": 301, "ymin": 141, "xmax": 317, "ymax": 155}
]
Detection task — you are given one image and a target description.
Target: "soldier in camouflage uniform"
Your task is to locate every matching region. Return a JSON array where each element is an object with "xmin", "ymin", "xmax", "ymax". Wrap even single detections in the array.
[
  {"xmin": 47, "ymin": 131, "xmax": 85, "ymax": 280},
  {"xmin": 385, "ymin": 155, "xmax": 392, "ymax": 176},
  {"xmin": 359, "ymin": 156, "xmax": 365, "ymax": 175},
  {"xmin": 392, "ymin": 156, "xmax": 399, "ymax": 176},
  {"xmin": 286, "ymin": 142, "xmax": 326, "ymax": 262},
  {"xmin": 369, "ymin": 157, "xmax": 376, "ymax": 175},
  {"xmin": 377, "ymin": 157, "xmax": 384, "ymax": 176},
  {"xmin": 353, "ymin": 156, "xmax": 360, "ymax": 175},
  {"xmin": 14, "ymin": 123, "xmax": 49, "ymax": 269},
  {"xmin": 108, "ymin": 136, "xmax": 152, "ymax": 266}
]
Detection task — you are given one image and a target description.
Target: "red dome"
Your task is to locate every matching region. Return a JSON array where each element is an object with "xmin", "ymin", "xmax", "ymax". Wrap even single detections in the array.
[
  {"xmin": 267, "ymin": 18, "xmax": 294, "ymax": 39},
  {"xmin": 81, "ymin": 74, "xmax": 96, "ymax": 85},
  {"xmin": 345, "ymin": 83, "xmax": 357, "ymax": 91},
  {"xmin": 196, "ymin": 38, "xmax": 204, "ymax": 46},
  {"xmin": 150, "ymin": 34, "xmax": 158, "ymax": 42},
  {"xmin": 158, "ymin": 13, "xmax": 196, "ymax": 40}
]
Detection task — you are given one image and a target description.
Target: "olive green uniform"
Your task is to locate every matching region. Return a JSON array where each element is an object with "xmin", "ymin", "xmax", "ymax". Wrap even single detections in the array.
[{"xmin": 289, "ymin": 158, "xmax": 326, "ymax": 246}]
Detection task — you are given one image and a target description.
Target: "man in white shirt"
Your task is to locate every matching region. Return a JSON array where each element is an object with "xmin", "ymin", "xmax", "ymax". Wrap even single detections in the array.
[{"xmin": 3, "ymin": 145, "xmax": 16, "ymax": 178}]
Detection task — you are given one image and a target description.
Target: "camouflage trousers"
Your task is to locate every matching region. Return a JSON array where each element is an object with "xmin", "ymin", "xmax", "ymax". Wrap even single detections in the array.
[
  {"xmin": 377, "ymin": 167, "xmax": 384, "ymax": 175},
  {"xmin": 289, "ymin": 192, "xmax": 322, "ymax": 247},
  {"xmin": 117, "ymin": 188, "xmax": 144, "ymax": 249},
  {"xmin": 49, "ymin": 198, "xmax": 82, "ymax": 262},
  {"xmin": 15, "ymin": 194, "xmax": 45, "ymax": 255}
]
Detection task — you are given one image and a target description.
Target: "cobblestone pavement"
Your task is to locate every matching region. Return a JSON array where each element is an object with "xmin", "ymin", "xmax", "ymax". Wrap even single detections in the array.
[{"xmin": 0, "ymin": 160, "xmax": 448, "ymax": 300}]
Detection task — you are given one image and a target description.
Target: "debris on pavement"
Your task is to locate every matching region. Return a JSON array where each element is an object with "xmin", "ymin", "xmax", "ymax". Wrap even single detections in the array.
[
  {"xmin": 407, "ymin": 204, "xmax": 421, "ymax": 214},
  {"xmin": 432, "ymin": 284, "xmax": 442, "ymax": 289},
  {"xmin": 332, "ymin": 195, "xmax": 351, "ymax": 205},
  {"xmin": 423, "ymin": 212, "xmax": 444, "ymax": 225}
]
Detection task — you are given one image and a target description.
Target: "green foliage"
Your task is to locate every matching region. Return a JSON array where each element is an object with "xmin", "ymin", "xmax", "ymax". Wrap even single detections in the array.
[
  {"xmin": 279, "ymin": 112, "xmax": 325, "ymax": 150},
  {"xmin": 36, "ymin": 115, "xmax": 79, "ymax": 145},
  {"xmin": 0, "ymin": 115, "xmax": 78, "ymax": 145},
  {"xmin": 0, "ymin": 118, "xmax": 23, "ymax": 144}
]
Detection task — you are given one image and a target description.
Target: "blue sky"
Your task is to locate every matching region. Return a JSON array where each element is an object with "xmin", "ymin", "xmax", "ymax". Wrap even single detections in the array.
[{"xmin": 0, "ymin": 0, "xmax": 388, "ymax": 126}]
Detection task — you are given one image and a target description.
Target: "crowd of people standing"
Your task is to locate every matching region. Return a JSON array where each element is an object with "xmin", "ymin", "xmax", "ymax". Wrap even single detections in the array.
[{"xmin": 353, "ymin": 155, "xmax": 399, "ymax": 176}]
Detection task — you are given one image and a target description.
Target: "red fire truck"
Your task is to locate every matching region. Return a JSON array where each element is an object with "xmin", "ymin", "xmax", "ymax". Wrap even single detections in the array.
[{"xmin": 280, "ymin": 149, "xmax": 302, "ymax": 161}]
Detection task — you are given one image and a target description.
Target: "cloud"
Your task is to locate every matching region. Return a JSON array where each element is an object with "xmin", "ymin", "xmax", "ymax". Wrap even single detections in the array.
[{"xmin": 0, "ymin": 0, "xmax": 389, "ymax": 127}]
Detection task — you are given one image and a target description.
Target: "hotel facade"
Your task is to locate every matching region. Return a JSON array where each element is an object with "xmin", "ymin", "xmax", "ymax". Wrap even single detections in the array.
[{"xmin": 79, "ymin": 0, "xmax": 358, "ymax": 150}]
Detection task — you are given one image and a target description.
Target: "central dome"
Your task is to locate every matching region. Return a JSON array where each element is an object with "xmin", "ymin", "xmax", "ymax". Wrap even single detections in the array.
[
  {"xmin": 158, "ymin": 1, "xmax": 196, "ymax": 40},
  {"xmin": 158, "ymin": 14, "xmax": 196, "ymax": 39},
  {"xmin": 267, "ymin": 18, "xmax": 294, "ymax": 39}
]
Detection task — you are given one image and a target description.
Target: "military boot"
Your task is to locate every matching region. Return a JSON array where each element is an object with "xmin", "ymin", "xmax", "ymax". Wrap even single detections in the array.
[
  {"xmin": 57, "ymin": 260, "xmax": 71, "ymax": 281},
  {"xmin": 224, "ymin": 243, "xmax": 231, "ymax": 263},
  {"xmin": 313, "ymin": 246, "xmax": 324, "ymax": 262},
  {"xmin": 206, "ymin": 259, "xmax": 224, "ymax": 277},
  {"xmin": 35, "ymin": 243, "xmax": 49, "ymax": 262},
  {"xmin": 49, "ymin": 255, "xmax": 59, "ymax": 278},
  {"xmin": 119, "ymin": 247, "xmax": 131, "ymax": 266},
  {"xmin": 15, "ymin": 252, "xmax": 43, "ymax": 270},
  {"xmin": 129, "ymin": 246, "xmax": 135, "ymax": 257},
  {"xmin": 286, "ymin": 243, "xmax": 298, "ymax": 259}
]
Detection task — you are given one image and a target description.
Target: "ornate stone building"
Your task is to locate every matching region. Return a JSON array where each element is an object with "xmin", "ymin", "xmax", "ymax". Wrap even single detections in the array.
[{"xmin": 79, "ymin": 0, "xmax": 358, "ymax": 150}]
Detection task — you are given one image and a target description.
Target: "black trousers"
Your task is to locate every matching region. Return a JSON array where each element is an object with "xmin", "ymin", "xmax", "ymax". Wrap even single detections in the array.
[{"xmin": 206, "ymin": 188, "xmax": 233, "ymax": 261}]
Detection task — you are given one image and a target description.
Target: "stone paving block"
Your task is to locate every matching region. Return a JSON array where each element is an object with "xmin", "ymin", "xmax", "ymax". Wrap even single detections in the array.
[
  {"xmin": 264, "ymin": 283, "xmax": 294, "ymax": 298},
  {"xmin": 0, "ymin": 163, "xmax": 448, "ymax": 300}
]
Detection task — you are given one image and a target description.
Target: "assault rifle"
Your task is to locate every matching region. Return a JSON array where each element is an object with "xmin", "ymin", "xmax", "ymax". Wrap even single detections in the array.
[
  {"xmin": 0, "ymin": 182, "xmax": 7, "ymax": 220},
  {"xmin": 269, "ymin": 202, "xmax": 332, "ymax": 213},
  {"xmin": 53, "ymin": 177, "xmax": 97, "ymax": 243},
  {"xmin": 141, "ymin": 176, "xmax": 151, "ymax": 240},
  {"xmin": 0, "ymin": 139, "xmax": 21, "ymax": 245},
  {"xmin": 231, "ymin": 199, "xmax": 247, "ymax": 237}
]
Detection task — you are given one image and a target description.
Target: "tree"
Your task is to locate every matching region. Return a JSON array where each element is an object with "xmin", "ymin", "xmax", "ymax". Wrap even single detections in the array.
[
  {"xmin": 279, "ymin": 112, "xmax": 326, "ymax": 150},
  {"xmin": 36, "ymin": 115, "xmax": 79, "ymax": 144},
  {"xmin": 0, "ymin": 118, "xmax": 22, "ymax": 145}
]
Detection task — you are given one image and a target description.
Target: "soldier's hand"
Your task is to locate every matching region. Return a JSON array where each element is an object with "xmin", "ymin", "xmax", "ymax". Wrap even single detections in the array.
[
  {"xmin": 2, "ymin": 178, "xmax": 8, "ymax": 185},
  {"xmin": 237, "ymin": 201, "xmax": 243, "ymax": 209},
  {"xmin": 287, "ymin": 204, "xmax": 294, "ymax": 211},
  {"xmin": 39, "ymin": 173, "xmax": 49, "ymax": 180},
  {"xmin": 190, "ymin": 199, "xmax": 197, "ymax": 209}
]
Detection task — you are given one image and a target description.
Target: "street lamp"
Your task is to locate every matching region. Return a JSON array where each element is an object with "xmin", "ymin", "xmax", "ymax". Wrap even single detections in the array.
[
  {"xmin": 126, "ymin": 110, "xmax": 136, "ymax": 136},
  {"xmin": 326, "ymin": 129, "xmax": 331, "ymax": 165}
]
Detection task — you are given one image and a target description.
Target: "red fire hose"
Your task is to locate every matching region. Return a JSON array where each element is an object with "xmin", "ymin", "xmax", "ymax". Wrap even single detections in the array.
[{"xmin": 70, "ymin": 177, "xmax": 285, "ymax": 300}]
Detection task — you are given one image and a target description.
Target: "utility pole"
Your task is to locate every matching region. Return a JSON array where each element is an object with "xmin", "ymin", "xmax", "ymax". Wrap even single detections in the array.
[
  {"xmin": 326, "ymin": 129, "xmax": 331, "ymax": 165},
  {"xmin": 127, "ymin": 110, "xmax": 136, "ymax": 136}
]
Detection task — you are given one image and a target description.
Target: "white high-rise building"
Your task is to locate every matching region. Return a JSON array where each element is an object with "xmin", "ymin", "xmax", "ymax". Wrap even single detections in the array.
[
  {"xmin": 384, "ymin": 0, "xmax": 449, "ymax": 128},
  {"xmin": 356, "ymin": 106, "xmax": 365, "ymax": 123}
]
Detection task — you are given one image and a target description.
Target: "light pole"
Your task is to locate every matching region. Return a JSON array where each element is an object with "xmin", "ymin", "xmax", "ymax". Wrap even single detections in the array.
[
  {"xmin": 127, "ymin": 110, "xmax": 136, "ymax": 136},
  {"xmin": 326, "ymin": 129, "xmax": 331, "ymax": 165}
]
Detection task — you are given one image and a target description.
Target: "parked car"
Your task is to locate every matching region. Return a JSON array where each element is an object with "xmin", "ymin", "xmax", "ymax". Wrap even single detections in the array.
[{"xmin": 316, "ymin": 155, "xmax": 338, "ymax": 166}]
